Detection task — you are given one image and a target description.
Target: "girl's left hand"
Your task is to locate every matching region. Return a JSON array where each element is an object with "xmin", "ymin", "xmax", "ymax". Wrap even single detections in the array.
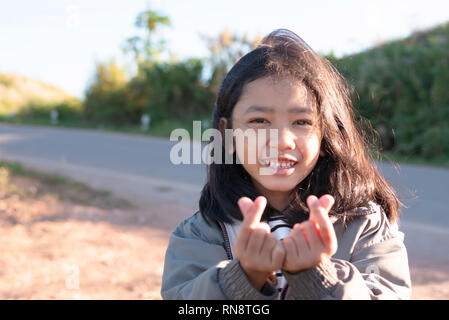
[{"xmin": 281, "ymin": 194, "xmax": 338, "ymax": 273}]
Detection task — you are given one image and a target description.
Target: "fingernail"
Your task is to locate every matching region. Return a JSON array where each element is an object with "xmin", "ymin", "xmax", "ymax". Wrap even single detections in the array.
[{"xmin": 308, "ymin": 195, "xmax": 317, "ymax": 205}]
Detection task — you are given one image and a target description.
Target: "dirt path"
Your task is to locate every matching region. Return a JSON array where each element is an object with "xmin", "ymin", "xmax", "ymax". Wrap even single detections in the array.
[
  {"xmin": 0, "ymin": 169, "xmax": 192, "ymax": 299},
  {"xmin": 408, "ymin": 253, "xmax": 449, "ymax": 299},
  {"xmin": 0, "ymin": 193, "xmax": 192, "ymax": 299}
]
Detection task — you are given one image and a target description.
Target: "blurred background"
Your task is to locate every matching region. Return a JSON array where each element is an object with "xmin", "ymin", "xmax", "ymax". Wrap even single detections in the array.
[{"xmin": 0, "ymin": 0, "xmax": 448, "ymax": 299}]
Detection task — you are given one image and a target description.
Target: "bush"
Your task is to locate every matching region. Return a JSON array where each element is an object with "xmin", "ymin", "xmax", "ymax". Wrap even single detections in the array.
[
  {"xmin": 137, "ymin": 58, "xmax": 213, "ymax": 122},
  {"xmin": 18, "ymin": 99, "xmax": 83, "ymax": 122},
  {"xmin": 84, "ymin": 58, "xmax": 214, "ymax": 126},
  {"xmin": 84, "ymin": 60, "xmax": 130, "ymax": 125},
  {"xmin": 330, "ymin": 22, "xmax": 449, "ymax": 159}
]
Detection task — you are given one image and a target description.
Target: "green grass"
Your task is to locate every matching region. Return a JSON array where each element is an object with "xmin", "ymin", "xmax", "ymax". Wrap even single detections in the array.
[
  {"xmin": 0, "ymin": 114, "xmax": 212, "ymax": 140},
  {"xmin": 379, "ymin": 151, "xmax": 449, "ymax": 169},
  {"xmin": 0, "ymin": 159, "xmax": 133, "ymax": 209}
]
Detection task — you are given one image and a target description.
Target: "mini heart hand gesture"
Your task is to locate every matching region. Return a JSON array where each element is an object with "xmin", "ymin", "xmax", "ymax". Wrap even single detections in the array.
[
  {"xmin": 281, "ymin": 194, "xmax": 338, "ymax": 273},
  {"xmin": 234, "ymin": 194, "xmax": 338, "ymax": 289},
  {"xmin": 234, "ymin": 196, "xmax": 286, "ymax": 290}
]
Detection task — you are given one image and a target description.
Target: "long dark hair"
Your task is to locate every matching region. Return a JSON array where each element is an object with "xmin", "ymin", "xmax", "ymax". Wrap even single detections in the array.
[{"xmin": 199, "ymin": 28, "xmax": 400, "ymax": 226}]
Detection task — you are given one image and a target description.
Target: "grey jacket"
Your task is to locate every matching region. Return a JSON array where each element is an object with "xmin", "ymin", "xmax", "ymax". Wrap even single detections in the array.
[{"xmin": 161, "ymin": 202, "xmax": 412, "ymax": 300}]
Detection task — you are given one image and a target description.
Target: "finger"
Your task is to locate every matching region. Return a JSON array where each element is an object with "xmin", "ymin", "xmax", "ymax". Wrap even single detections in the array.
[
  {"xmin": 235, "ymin": 230, "xmax": 250, "ymax": 256},
  {"xmin": 319, "ymin": 194, "xmax": 335, "ymax": 213},
  {"xmin": 236, "ymin": 197, "xmax": 253, "ymax": 246},
  {"xmin": 291, "ymin": 223, "xmax": 310, "ymax": 252},
  {"xmin": 259, "ymin": 234, "xmax": 283, "ymax": 270},
  {"xmin": 265, "ymin": 233, "xmax": 278, "ymax": 252},
  {"xmin": 302, "ymin": 220, "xmax": 324, "ymax": 252},
  {"xmin": 307, "ymin": 194, "xmax": 334, "ymax": 220},
  {"xmin": 307, "ymin": 195, "xmax": 336, "ymax": 247},
  {"xmin": 247, "ymin": 228, "xmax": 268, "ymax": 255},
  {"xmin": 318, "ymin": 195, "xmax": 337, "ymax": 252},
  {"xmin": 282, "ymin": 236, "xmax": 298, "ymax": 257},
  {"xmin": 235, "ymin": 203, "xmax": 270, "ymax": 254},
  {"xmin": 238, "ymin": 197, "xmax": 254, "ymax": 219},
  {"xmin": 264, "ymin": 234, "xmax": 279, "ymax": 261},
  {"xmin": 271, "ymin": 242, "xmax": 286, "ymax": 269},
  {"xmin": 259, "ymin": 222, "xmax": 271, "ymax": 234},
  {"xmin": 240, "ymin": 196, "xmax": 267, "ymax": 229},
  {"xmin": 307, "ymin": 195, "xmax": 321, "ymax": 220}
]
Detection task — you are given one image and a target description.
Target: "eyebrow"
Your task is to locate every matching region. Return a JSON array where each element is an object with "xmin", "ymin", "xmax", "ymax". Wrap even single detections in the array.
[{"xmin": 244, "ymin": 105, "xmax": 313, "ymax": 115}]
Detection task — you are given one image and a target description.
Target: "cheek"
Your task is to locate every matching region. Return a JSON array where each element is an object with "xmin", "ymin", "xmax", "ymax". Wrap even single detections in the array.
[
  {"xmin": 298, "ymin": 133, "xmax": 321, "ymax": 163},
  {"xmin": 307, "ymin": 136, "xmax": 321, "ymax": 155},
  {"xmin": 235, "ymin": 138, "xmax": 248, "ymax": 164},
  {"xmin": 234, "ymin": 133, "xmax": 261, "ymax": 165}
]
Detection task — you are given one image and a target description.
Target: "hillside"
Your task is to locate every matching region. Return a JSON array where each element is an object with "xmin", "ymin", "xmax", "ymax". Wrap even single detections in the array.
[{"xmin": 0, "ymin": 73, "xmax": 75, "ymax": 115}]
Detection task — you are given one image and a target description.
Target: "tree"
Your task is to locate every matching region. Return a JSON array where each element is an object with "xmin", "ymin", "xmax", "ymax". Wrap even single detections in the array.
[
  {"xmin": 200, "ymin": 29, "xmax": 262, "ymax": 96},
  {"xmin": 123, "ymin": 9, "xmax": 171, "ymax": 72},
  {"xmin": 84, "ymin": 60, "xmax": 129, "ymax": 124}
]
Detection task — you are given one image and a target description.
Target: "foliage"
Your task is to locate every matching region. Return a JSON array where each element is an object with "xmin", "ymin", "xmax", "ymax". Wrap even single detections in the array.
[
  {"xmin": 329, "ymin": 22, "xmax": 449, "ymax": 159},
  {"xmin": 200, "ymin": 29, "xmax": 262, "ymax": 96},
  {"xmin": 130, "ymin": 58, "xmax": 213, "ymax": 122},
  {"xmin": 85, "ymin": 9, "xmax": 214, "ymax": 125},
  {"xmin": 19, "ymin": 99, "xmax": 83, "ymax": 122},
  {"xmin": 123, "ymin": 9, "xmax": 171, "ymax": 69},
  {"xmin": 84, "ymin": 60, "xmax": 129, "ymax": 124},
  {"xmin": 84, "ymin": 57, "xmax": 213, "ymax": 125}
]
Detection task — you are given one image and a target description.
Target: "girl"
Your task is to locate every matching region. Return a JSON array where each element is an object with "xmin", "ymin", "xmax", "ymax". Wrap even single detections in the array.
[{"xmin": 161, "ymin": 29, "xmax": 411, "ymax": 299}]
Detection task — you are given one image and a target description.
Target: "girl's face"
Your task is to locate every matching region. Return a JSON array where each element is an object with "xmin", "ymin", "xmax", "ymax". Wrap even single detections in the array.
[{"xmin": 230, "ymin": 76, "xmax": 322, "ymax": 207}]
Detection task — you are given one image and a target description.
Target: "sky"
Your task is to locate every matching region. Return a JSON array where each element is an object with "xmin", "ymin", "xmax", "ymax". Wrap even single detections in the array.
[{"xmin": 1, "ymin": 0, "xmax": 449, "ymax": 99}]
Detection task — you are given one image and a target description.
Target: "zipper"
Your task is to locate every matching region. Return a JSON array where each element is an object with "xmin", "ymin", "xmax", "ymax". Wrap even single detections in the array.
[
  {"xmin": 218, "ymin": 220, "xmax": 233, "ymax": 260},
  {"xmin": 280, "ymin": 284, "xmax": 288, "ymax": 300}
]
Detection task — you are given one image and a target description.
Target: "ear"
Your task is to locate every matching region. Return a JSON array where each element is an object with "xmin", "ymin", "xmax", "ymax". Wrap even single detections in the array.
[
  {"xmin": 219, "ymin": 117, "xmax": 235, "ymax": 154},
  {"xmin": 319, "ymin": 150, "xmax": 325, "ymax": 157}
]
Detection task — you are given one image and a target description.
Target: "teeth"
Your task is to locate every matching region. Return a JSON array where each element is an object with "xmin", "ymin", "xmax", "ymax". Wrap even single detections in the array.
[
  {"xmin": 280, "ymin": 162, "xmax": 295, "ymax": 169},
  {"xmin": 261, "ymin": 159, "xmax": 296, "ymax": 169}
]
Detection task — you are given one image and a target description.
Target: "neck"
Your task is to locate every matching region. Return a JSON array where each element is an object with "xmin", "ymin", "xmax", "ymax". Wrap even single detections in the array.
[
  {"xmin": 266, "ymin": 191, "xmax": 291, "ymax": 212},
  {"xmin": 252, "ymin": 181, "xmax": 293, "ymax": 212}
]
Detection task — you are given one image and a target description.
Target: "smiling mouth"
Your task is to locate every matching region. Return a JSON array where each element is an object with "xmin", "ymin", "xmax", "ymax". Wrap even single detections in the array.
[{"xmin": 259, "ymin": 159, "xmax": 298, "ymax": 169}]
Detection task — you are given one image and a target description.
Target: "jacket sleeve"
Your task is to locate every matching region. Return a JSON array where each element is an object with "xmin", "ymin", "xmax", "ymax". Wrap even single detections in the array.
[
  {"xmin": 282, "ymin": 206, "xmax": 412, "ymax": 300},
  {"xmin": 161, "ymin": 212, "xmax": 278, "ymax": 300}
]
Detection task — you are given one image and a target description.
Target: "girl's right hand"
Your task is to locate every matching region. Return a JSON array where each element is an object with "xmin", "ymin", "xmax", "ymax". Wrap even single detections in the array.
[
  {"xmin": 281, "ymin": 194, "xmax": 337, "ymax": 273},
  {"xmin": 234, "ymin": 196, "xmax": 286, "ymax": 290}
]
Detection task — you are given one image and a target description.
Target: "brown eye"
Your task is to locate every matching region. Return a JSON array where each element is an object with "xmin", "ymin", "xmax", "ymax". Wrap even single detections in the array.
[
  {"xmin": 294, "ymin": 120, "xmax": 312, "ymax": 126},
  {"xmin": 249, "ymin": 118, "xmax": 269, "ymax": 124}
]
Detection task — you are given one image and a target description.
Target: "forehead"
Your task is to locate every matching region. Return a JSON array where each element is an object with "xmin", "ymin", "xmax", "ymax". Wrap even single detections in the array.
[{"xmin": 233, "ymin": 76, "xmax": 317, "ymax": 115}]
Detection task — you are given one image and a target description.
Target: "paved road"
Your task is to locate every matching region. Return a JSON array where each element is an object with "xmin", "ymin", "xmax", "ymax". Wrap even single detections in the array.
[
  {"xmin": 0, "ymin": 123, "xmax": 448, "ymax": 261},
  {"xmin": 0, "ymin": 123, "xmax": 206, "ymax": 209}
]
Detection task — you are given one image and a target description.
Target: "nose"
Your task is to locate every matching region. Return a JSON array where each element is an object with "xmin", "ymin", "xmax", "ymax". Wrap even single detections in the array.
[{"xmin": 277, "ymin": 127, "xmax": 296, "ymax": 151}]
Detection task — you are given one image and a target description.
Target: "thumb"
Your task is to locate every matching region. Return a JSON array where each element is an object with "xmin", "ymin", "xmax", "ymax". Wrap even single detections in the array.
[
  {"xmin": 239, "ymin": 196, "xmax": 267, "ymax": 228},
  {"xmin": 318, "ymin": 194, "xmax": 335, "ymax": 213},
  {"xmin": 272, "ymin": 242, "xmax": 286, "ymax": 268},
  {"xmin": 237, "ymin": 197, "xmax": 254, "ymax": 217}
]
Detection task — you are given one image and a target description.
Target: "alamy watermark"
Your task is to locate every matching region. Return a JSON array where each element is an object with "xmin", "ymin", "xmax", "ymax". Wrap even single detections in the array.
[
  {"xmin": 170, "ymin": 121, "xmax": 286, "ymax": 175},
  {"xmin": 63, "ymin": 263, "xmax": 80, "ymax": 290},
  {"xmin": 66, "ymin": 5, "xmax": 80, "ymax": 29}
]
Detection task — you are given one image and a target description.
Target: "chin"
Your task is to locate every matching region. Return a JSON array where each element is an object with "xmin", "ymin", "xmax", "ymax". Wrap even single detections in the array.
[{"xmin": 256, "ymin": 177, "xmax": 299, "ymax": 193}]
